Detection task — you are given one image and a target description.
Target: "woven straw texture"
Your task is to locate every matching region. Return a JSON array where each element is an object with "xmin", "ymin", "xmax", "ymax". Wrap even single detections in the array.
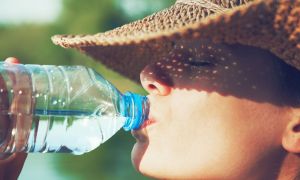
[{"xmin": 52, "ymin": 0, "xmax": 300, "ymax": 82}]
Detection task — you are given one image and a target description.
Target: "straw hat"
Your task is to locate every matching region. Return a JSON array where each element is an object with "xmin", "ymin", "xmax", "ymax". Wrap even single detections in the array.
[{"xmin": 52, "ymin": 0, "xmax": 300, "ymax": 83}]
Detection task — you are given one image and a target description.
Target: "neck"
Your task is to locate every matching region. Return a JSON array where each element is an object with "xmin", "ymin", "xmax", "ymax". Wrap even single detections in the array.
[
  {"xmin": 241, "ymin": 149, "xmax": 298, "ymax": 180},
  {"xmin": 277, "ymin": 153, "xmax": 300, "ymax": 180}
]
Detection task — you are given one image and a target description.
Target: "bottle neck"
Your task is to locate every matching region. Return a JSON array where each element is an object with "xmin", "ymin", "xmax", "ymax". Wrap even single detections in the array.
[{"xmin": 121, "ymin": 92, "xmax": 149, "ymax": 131}]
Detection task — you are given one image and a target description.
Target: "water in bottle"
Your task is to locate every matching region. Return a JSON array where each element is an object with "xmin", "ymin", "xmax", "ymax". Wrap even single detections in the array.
[{"xmin": 0, "ymin": 62, "xmax": 149, "ymax": 155}]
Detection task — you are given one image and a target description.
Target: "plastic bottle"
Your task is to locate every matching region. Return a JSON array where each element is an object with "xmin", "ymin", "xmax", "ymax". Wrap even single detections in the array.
[{"xmin": 0, "ymin": 62, "xmax": 149, "ymax": 155}]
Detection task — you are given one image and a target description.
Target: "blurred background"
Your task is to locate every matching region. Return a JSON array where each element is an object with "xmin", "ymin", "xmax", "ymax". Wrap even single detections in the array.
[{"xmin": 0, "ymin": 0, "xmax": 175, "ymax": 179}]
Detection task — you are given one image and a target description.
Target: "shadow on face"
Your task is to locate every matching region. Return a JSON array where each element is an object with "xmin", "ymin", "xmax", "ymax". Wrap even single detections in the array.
[{"xmin": 140, "ymin": 39, "xmax": 300, "ymax": 107}]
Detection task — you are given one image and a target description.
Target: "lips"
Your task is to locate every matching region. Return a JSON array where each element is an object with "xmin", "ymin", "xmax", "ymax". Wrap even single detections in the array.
[
  {"xmin": 131, "ymin": 96, "xmax": 156, "ymax": 141},
  {"xmin": 140, "ymin": 118, "xmax": 156, "ymax": 129},
  {"xmin": 131, "ymin": 118, "xmax": 156, "ymax": 142},
  {"xmin": 131, "ymin": 127, "xmax": 148, "ymax": 142}
]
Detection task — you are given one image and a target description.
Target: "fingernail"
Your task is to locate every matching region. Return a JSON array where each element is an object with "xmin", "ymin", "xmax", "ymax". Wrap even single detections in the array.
[{"xmin": 5, "ymin": 57, "xmax": 20, "ymax": 64}]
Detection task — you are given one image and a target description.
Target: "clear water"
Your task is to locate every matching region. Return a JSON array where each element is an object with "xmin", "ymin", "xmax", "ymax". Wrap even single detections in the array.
[
  {"xmin": 0, "ymin": 64, "xmax": 128, "ymax": 155},
  {"xmin": 28, "ymin": 110, "xmax": 126, "ymax": 155}
]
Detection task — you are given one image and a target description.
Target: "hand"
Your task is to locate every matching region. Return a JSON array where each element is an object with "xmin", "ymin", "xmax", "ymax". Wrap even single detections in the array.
[
  {"xmin": 0, "ymin": 57, "xmax": 27, "ymax": 180},
  {"xmin": 0, "ymin": 153, "xmax": 27, "ymax": 180}
]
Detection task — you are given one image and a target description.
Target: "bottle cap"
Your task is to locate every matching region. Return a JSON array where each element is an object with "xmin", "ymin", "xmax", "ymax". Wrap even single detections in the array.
[{"xmin": 122, "ymin": 92, "xmax": 149, "ymax": 131}]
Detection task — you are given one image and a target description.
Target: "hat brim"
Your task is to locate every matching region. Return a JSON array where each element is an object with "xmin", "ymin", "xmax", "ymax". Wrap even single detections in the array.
[{"xmin": 52, "ymin": 0, "xmax": 300, "ymax": 82}]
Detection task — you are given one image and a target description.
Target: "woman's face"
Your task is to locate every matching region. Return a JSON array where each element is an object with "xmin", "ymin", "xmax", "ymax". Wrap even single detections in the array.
[{"xmin": 131, "ymin": 40, "xmax": 291, "ymax": 179}]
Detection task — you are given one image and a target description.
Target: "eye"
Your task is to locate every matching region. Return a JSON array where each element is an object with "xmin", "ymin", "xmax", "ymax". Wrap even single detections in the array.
[{"xmin": 187, "ymin": 61, "xmax": 215, "ymax": 67}]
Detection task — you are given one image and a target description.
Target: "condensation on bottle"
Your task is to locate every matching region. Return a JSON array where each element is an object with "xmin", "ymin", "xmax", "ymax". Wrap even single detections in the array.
[{"xmin": 0, "ymin": 62, "xmax": 149, "ymax": 155}]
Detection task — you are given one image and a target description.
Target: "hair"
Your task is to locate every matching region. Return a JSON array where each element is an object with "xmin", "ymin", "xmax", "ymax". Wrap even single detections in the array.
[
  {"xmin": 273, "ymin": 56, "xmax": 300, "ymax": 107},
  {"xmin": 273, "ymin": 56, "xmax": 300, "ymax": 179}
]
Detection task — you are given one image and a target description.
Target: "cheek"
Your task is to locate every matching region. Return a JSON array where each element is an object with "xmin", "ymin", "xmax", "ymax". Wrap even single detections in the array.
[
  {"xmin": 136, "ymin": 91, "xmax": 286, "ymax": 178},
  {"xmin": 137, "ymin": 103, "xmax": 236, "ymax": 178},
  {"xmin": 137, "ymin": 92, "xmax": 237, "ymax": 177}
]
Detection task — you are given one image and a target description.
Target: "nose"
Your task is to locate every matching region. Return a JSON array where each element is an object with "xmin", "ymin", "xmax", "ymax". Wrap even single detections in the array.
[{"xmin": 140, "ymin": 64, "xmax": 172, "ymax": 96}]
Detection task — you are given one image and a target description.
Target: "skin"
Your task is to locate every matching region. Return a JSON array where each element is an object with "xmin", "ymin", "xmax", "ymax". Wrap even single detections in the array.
[
  {"xmin": 0, "ymin": 57, "xmax": 27, "ymax": 180},
  {"xmin": 0, "ymin": 153, "xmax": 27, "ymax": 180},
  {"xmin": 1, "ymin": 42, "xmax": 300, "ymax": 179},
  {"xmin": 131, "ymin": 39, "xmax": 300, "ymax": 179}
]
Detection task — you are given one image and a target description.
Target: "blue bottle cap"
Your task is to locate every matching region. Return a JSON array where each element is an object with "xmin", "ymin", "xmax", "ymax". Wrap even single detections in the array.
[{"xmin": 123, "ymin": 92, "xmax": 148, "ymax": 131}]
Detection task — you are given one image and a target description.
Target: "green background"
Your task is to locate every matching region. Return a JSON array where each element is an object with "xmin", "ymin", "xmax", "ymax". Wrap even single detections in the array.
[{"xmin": 0, "ymin": 0, "xmax": 175, "ymax": 179}]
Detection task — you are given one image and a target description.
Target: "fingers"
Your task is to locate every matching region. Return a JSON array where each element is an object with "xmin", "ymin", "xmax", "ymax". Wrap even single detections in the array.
[
  {"xmin": 0, "ymin": 153, "xmax": 27, "ymax": 180},
  {"xmin": 4, "ymin": 153, "xmax": 27, "ymax": 180},
  {"xmin": 0, "ymin": 154, "xmax": 17, "ymax": 165},
  {"xmin": 0, "ymin": 57, "xmax": 27, "ymax": 180},
  {"xmin": 2, "ymin": 57, "xmax": 32, "ymax": 152},
  {"xmin": 4, "ymin": 57, "xmax": 20, "ymax": 64}
]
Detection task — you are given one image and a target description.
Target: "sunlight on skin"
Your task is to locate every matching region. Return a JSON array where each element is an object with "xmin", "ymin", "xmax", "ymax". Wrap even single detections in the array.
[{"xmin": 132, "ymin": 39, "xmax": 300, "ymax": 179}]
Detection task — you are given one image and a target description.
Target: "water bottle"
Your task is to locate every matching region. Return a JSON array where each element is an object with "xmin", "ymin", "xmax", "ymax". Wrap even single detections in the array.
[{"xmin": 0, "ymin": 62, "xmax": 149, "ymax": 155}]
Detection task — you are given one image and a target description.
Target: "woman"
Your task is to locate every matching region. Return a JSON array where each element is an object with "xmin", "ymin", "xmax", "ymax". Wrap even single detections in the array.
[
  {"xmin": 2, "ymin": 0, "xmax": 300, "ymax": 179},
  {"xmin": 52, "ymin": 0, "xmax": 300, "ymax": 178},
  {"xmin": 132, "ymin": 39, "xmax": 300, "ymax": 179}
]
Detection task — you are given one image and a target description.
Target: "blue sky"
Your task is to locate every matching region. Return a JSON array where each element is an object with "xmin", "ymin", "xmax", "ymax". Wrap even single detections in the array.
[{"xmin": 0, "ymin": 0, "xmax": 62, "ymax": 24}]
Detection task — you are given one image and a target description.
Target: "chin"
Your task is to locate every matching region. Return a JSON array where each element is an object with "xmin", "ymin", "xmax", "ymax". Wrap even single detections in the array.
[
  {"xmin": 131, "ymin": 141, "xmax": 148, "ymax": 171},
  {"xmin": 131, "ymin": 142, "xmax": 163, "ymax": 179},
  {"xmin": 131, "ymin": 144, "xmax": 167, "ymax": 179},
  {"xmin": 131, "ymin": 146, "xmax": 210, "ymax": 179}
]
